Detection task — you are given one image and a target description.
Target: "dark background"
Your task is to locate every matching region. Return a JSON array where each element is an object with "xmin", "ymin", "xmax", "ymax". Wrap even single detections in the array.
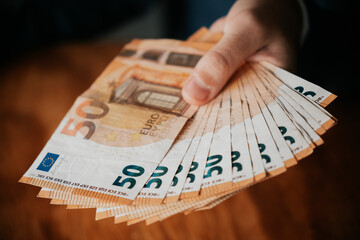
[{"xmin": 0, "ymin": 0, "xmax": 358, "ymax": 96}]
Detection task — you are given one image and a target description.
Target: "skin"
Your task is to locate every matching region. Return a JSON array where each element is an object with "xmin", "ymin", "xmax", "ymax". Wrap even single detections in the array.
[{"xmin": 182, "ymin": 0, "xmax": 303, "ymax": 105}]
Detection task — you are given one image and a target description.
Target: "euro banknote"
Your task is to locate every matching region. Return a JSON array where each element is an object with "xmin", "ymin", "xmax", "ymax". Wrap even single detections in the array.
[{"xmin": 20, "ymin": 27, "xmax": 338, "ymax": 225}]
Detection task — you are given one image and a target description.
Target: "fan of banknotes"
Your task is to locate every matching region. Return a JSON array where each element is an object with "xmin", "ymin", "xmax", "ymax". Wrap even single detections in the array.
[{"xmin": 19, "ymin": 27, "xmax": 337, "ymax": 225}]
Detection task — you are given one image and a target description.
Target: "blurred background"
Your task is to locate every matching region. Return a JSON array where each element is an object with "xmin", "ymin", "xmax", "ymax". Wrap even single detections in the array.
[
  {"xmin": 0, "ymin": 0, "xmax": 359, "ymax": 239},
  {"xmin": 0, "ymin": 0, "xmax": 235, "ymax": 63},
  {"xmin": 0, "ymin": 0, "xmax": 358, "ymax": 95}
]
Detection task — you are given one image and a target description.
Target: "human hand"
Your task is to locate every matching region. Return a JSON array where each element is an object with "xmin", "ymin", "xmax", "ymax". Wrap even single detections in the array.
[{"xmin": 182, "ymin": 0, "xmax": 304, "ymax": 105}]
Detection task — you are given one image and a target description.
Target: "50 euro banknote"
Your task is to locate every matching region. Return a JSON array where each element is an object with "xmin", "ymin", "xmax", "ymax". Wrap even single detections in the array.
[
  {"xmin": 36, "ymin": 29, "xmax": 337, "ymax": 207},
  {"xmin": 20, "ymin": 27, "xmax": 339, "ymax": 225},
  {"xmin": 20, "ymin": 39, "xmax": 215, "ymax": 204},
  {"xmin": 39, "ymin": 60, "xmax": 337, "ymax": 213}
]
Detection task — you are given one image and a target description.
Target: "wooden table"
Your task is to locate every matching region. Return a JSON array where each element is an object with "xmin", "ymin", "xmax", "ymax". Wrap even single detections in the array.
[{"xmin": 0, "ymin": 41, "xmax": 358, "ymax": 240}]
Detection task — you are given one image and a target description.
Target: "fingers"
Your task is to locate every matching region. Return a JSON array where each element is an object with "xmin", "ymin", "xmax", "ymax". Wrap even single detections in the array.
[
  {"xmin": 182, "ymin": 15, "xmax": 266, "ymax": 105},
  {"xmin": 247, "ymin": 38, "xmax": 298, "ymax": 72},
  {"xmin": 209, "ymin": 17, "xmax": 226, "ymax": 32},
  {"xmin": 182, "ymin": 0, "xmax": 302, "ymax": 105}
]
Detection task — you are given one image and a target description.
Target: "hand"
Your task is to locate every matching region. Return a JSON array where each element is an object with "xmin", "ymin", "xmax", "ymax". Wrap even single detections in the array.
[{"xmin": 182, "ymin": 0, "xmax": 303, "ymax": 105}]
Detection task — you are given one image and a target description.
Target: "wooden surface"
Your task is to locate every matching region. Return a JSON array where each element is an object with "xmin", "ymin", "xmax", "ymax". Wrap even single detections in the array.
[{"xmin": 0, "ymin": 42, "xmax": 359, "ymax": 240}]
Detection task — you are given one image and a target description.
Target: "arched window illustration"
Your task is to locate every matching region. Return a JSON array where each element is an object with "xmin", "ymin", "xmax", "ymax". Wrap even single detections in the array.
[
  {"xmin": 141, "ymin": 50, "xmax": 164, "ymax": 62},
  {"xmin": 166, "ymin": 52, "xmax": 202, "ymax": 68},
  {"xmin": 109, "ymin": 78, "xmax": 189, "ymax": 115},
  {"xmin": 118, "ymin": 49, "xmax": 136, "ymax": 57},
  {"xmin": 135, "ymin": 90, "xmax": 181, "ymax": 111}
]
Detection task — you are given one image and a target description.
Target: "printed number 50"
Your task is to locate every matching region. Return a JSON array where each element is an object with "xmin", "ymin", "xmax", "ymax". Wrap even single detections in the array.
[
  {"xmin": 61, "ymin": 100, "xmax": 109, "ymax": 139},
  {"xmin": 113, "ymin": 165, "xmax": 145, "ymax": 189}
]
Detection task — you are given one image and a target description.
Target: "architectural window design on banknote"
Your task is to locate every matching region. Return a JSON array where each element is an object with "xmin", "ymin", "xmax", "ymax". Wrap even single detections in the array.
[
  {"xmin": 141, "ymin": 50, "xmax": 164, "ymax": 62},
  {"xmin": 165, "ymin": 52, "xmax": 201, "ymax": 68},
  {"xmin": 110, "ymin": 78, "xmax": 189, "ymax": 116},
  {"xmin": 119, "ymin": 49, "xmax": 136, "ymax": 57},
  {"xmin": 119, "ymin": 48, "xmax": 202, "ymax": 68}
]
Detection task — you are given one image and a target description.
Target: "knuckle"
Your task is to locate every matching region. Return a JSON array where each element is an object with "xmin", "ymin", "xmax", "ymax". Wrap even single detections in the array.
[
  {"xmin": 195, "ymin": 43, "xmax": 237, "ymax": 88},
  {"xmin": 195, "ymin": 48, "xmax": 233, "ymax": 87},
  {"xmin": 208, "ymin": 48, "xmax": 232, "ymax": 76},
  {"xmin": 232, "ymin": 10, "xmax": 268, "ymax": 40}
]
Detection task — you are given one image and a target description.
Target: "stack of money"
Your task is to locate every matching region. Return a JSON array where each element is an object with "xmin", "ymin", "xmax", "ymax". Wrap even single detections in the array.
[{"xmin": 19, "ymin": 28, "xmax": 337, "ymax": 225}]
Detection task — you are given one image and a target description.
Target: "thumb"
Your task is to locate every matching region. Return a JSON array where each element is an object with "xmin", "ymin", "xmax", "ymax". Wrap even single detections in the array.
[{"xmin": 182, "ymin": 22, "xmax": 265, "ymax": 105}]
